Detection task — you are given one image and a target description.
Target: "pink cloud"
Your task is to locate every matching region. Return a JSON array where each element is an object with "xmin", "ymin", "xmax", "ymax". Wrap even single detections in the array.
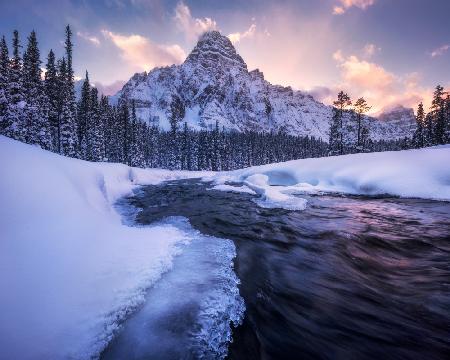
[
  {"xmin": 329, "ymin": 50, "xmax": 432, "ymax": 113},
  {"xmin": 101, "ymin": 30, "xmax": 186, "ymax": 71},
  {"xmin": 430, "ymin": 44, "xmax": 450, "ymax": 58},
  {"xmin": 333, "ymin": 0, "xmax": 376, "ymax": 15},
  {"xmin": 173, "ymin": 1, "xmax": 217, "ymax": 41}
]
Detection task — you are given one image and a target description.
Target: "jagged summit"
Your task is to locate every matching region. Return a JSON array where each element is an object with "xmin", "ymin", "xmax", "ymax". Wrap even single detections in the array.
[
  {"xmin": 112, "ymin": 31, "xmax": 415, "ymax": 140},
  {"xmin": 185, "ymin": 30, "xmax": 247, "ymax": 71}
]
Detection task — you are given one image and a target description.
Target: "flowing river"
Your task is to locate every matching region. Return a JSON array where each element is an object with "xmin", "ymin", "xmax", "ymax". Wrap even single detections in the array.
[{"xmin": 102, "ymin": 179, "xmax": 450, "ymax": 360}]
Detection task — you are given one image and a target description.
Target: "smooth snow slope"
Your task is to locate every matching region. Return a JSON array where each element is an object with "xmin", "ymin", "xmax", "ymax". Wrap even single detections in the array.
[
  {"xmin": 0, "ymin": 136, "xmax": 206, "ymax": 359},
  {"xmin": 212, "ymin": 146, "xmax": 450, "ymax": 209}
]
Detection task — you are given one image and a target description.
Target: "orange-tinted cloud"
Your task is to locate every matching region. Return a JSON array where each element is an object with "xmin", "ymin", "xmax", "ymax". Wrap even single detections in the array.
[
  {"xmin": 101, "ymin": 30, "xmax": 186, "ymax": 71},
  {"xmin": 325, "ymin": 49, "xmax": 433, "ymax": 114},
  {"xmin": 333, "ymin": 0, "xmax": 376, "ymax": 15}
]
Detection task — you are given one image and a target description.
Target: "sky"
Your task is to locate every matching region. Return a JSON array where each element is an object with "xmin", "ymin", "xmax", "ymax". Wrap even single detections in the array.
[{"xmin": 1, "ymin": 0, "xmax": 449, "ymax": 114}]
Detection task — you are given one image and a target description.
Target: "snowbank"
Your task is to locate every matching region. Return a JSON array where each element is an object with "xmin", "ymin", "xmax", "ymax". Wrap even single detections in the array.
[
  {"xmin": 0, "ymin": 136, "xmax": 206, "ymax": 359},
  {"xmin": 212, "ymin": 147, "xmax": 450, "ymax": 209}
]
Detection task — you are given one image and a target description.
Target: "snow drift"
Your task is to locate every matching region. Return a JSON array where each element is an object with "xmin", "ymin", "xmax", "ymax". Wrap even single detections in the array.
[
  {"xmin": 0, "ymin": 136, "xmax": 206, "ymax": 359},
  {"xmin": 212, "ymin": 146, "xmax": 450, "ymax": 209}
]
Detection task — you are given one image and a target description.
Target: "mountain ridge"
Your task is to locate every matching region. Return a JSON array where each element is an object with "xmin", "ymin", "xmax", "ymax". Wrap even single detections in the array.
[{"xmin": 111, "ymin": 30, "xmax": 415, "ymax": 141}]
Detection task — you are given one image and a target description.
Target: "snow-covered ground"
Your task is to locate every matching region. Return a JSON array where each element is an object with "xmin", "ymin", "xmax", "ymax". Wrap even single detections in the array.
[
  {"xmin": 211, "ymin": 146, "xmax": 450, "ymax": 209},
  {"xmin": 0, "ymin": 136, "xmax": 209, "ymax": 359},
  {"xmin": 1, "ymin": 135, "xmax": 450, "ymax": 359}
]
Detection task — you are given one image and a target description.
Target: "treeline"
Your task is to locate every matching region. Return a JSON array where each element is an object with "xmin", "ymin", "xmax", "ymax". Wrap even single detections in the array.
[
  {"xmin": 1, "ymin": 26, "xmax": 448, "ymax": 171},
  {"xmin": 0, "ymin": 26, "xmax": 327, "ymax": 170},
  {"xmin": 327, "ymin": 89, "xmax": 450, "ymax": 156},
  {"xmin": 413, "ymin": 85, "xmax": 450, "ymax": 148}
]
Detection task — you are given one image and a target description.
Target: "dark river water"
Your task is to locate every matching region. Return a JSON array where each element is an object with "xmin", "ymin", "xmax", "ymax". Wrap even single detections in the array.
[{"xmin": 103, "ymin": 179, "xmax": 450, "ymax": 360}]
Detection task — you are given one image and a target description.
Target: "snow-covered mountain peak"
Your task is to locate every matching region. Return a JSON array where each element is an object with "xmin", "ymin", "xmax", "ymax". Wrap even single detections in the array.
[
  {"xmin": 185, "ymin": 31, "xmax": 247, "ymax": 71},
  {"xmin": 113, "ymin": 30, "xmax": 415, "ymax": 141}
]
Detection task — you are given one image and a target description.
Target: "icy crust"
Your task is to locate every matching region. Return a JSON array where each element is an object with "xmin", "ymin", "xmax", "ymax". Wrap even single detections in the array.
[
  {"xmin": 188, "ymin": 233, "xmax": 245, "ymax": 359},
  {"xmin": 208, "ymin": 183, "xmax": 257, "ymax": 195},
  {"xmin": 0, "ymin": 136, "xmax": 209, "ymax": 360},
  {"xmin": 211, "ymin": 146, "xmax": 450, "ymax": 209},
  {"xmin": 102, "ymin": 217, "xmax": 245, "ymax": 360}
]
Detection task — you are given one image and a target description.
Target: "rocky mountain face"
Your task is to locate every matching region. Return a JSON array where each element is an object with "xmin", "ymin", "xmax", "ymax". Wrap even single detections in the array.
[{"xmin": 113, "ymin": 31, "xmax": 415, "ymax": 141}]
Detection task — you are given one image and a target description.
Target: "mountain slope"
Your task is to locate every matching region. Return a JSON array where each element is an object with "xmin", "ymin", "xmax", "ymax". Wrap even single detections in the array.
[{"xmin": 113, "ymin": 31, "xmax": 415, "ymax": 141}]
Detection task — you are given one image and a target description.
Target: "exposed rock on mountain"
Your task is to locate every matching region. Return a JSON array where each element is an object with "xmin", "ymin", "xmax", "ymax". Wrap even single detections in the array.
[{"xmin": 113, "ymin": 31, "xmax": 414, "ymax": 141}]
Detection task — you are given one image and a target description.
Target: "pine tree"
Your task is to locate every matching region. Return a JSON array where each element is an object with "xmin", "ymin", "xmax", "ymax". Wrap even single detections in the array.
[
  {"xmin": 77, "ymin": 71, "xmax": 90, "ymax": 157},
  {"xmin": 445, "ymin": 94, "xmax": 450, "ymax": 143},
  {"xmin": 0, "ymin": 36, "xmax": 9, "ymax": 134},
  {"xmin": 430, "ymin": 85, "xmax": 446, "ymax": 145},
  {"xmin": 59, "ymin": 25, "xmax": 78, "ymax": 157},
  {"xmin": 168, "ymin": 96, "xmax": 184, "ymax": 169},
  {"xmin": 329, "ymin": 91, "xmax": 351, "ymax": 155},
  {"xmin": 58, "ymin": 57, "xmax": 77, "ymax": 157},
  {"xmin": 22, "ymin": 30, "xmax": 52, "ymax": 149},
  {"xmin": 353, "ymin": 97, "xmax": 371, "ymax": 152},
  {"xmin": 4, "ymin": 30, "xmax": 26, "ymax": 141},
  {"xmin": 424, "ymin": 113, "xmax": 434, "ymax": 146},
  {"xmin": 118, "ymin": 100, "xmax": 130, "ymax": 164},
  {"xmin": 99, "ymin": 95, "xmax": 110, "ymax": 161},
  {"xmin": 44, "ymin": 50, "xmax": 60, "ymax": 151},
  {"xmin": 413, "ymin": 102, "xmax": 425, "ymax": 148},
  {"xmin": 128, "ymin": 100, "xmax": 143, "ymax": 167},
  {"xmin": 87, "ymin": 87, "xmax": 104, "ymax": 161}
]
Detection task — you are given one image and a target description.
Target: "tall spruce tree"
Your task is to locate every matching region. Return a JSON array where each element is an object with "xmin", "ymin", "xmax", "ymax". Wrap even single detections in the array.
[
  {"xmin": 329, "ymin": 91, "xmax": 351, "ymax": 155},
  {"xmin": 44, "ymin": 50, "xmax": 59, "ymax": 151},
  {"xmin": 22, "ymin": 30, "xmax": 52, "ymax": 149},
  {"xmin": 87, "ymin": 87, "xmax": 104, "ymax": 161},
  {"xmin": 0, "ymin": 36, "xmax": 9, "ymax": 133},
  {"xmin": 413, "ymin": 102, "xmax": 425, "ymax": 148},
  {"xmin": 430, "ymin": 85, "xmax": 446, "ymax": 145},
  {"xmin": 77, "ymin": 71, "xmax": 90, "ymax": 157},
  {"xmin": 353, "ymin": 97, "xmax": 371, "ymax": 152},
  {"xmin": 59, "ymin": 25, "xmax": 77, "ymax": 157},
  {"xmin": 5, "ymin": 30, "xmax": 26, "ymax": 141},
  {"xmin": 99, "ymin": 95, "xmax": 110, "ymax": 161}
]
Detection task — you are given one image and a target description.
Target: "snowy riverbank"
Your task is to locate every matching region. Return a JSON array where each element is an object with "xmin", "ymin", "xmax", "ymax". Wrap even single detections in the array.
[
  {"xmin": 0, "ymin": 136, "xmax": 208, "ymax": 359},
  {"xmin": 212, "ymin": 145, "xmax": 450, "ymax": 210}
]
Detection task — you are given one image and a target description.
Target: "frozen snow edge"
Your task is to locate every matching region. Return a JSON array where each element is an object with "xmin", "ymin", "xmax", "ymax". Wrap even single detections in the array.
[
  {"xmin": 211, "ymin": 147, "xmax": 450, "ymax": 204},
  {"xmin": 0, "ymin": 136, "xmax": 211, "ymax": 360}
]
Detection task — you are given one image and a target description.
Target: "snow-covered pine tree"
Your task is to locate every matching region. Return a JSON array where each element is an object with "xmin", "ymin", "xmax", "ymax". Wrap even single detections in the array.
[
  {"xmin": 4, "ymin": 30, "xmax": 26, "ymax": 141},
  {"xmin": 58, "ymin": 56, "xmax": 77, "ymax": 157},
  {"xmin": 59, "ymin": 25, "xmax": 78, "ymax": 157},
  {"xmin": 328, "ymin": 91, "xmax": 351, "ymax": 156},
  {"xmin": 423, "ymin": 113, "xmax": 434, "ymax": 147},
  {"xmin": 430, "ymin": 85, "xmax": 446, "ymax": 145},
  {"xmin": 0, "ymin": 36, "xmax": 9, "ymax": 134},
  {"xmin": 168, "ymin": 96, "xmax": 184, "ymax": 170},
  {"xmin": 413, "ymin": 102, "xmax": 425, "ymax": 148},
  {"xmin": 211, "ymin": 120, "xmax": 220, "ymax": 171},
  {"xmin": 117, "ymin": 100, "xmax": 130, "ymax": 164},
  {"xmin": 445, "ymin": 94, "xmax": 450, "ymax": 143},
  {"xmin": 77, "ymin": 71, "xmax": 91, "ymax": 158},
  {"xmin": 99, "ymin": 95, "xmax": 110, "ymax": 161},
  {"xmin": 22, "ymin": 30, "xmax": 52, "ymax": 149},
  {"xmin": 44, "ymin": 50, "xmax": 60, "ymax": 151},
  {"xmin": 87, "ymin": 87, "xmax": 105, "ymax": 162},
  {"xmin": 128, "ymin": 100, "xmax": 144, "ymax": 167},
  {"xmin": 353, "ymin": 97, "xmax": 371, "ymax": 152}
]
